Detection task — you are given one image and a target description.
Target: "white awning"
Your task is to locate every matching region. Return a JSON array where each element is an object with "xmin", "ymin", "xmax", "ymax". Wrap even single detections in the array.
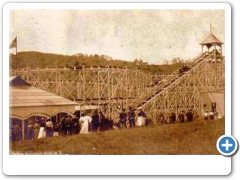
[{"xmin": 10, "ymin": 76, "xmax": 78, "ymax": 120}]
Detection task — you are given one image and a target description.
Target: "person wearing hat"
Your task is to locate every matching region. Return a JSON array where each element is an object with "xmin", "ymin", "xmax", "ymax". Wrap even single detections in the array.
[
  {"xmin": 119, "ymin": 108, "xmax": 127, "ymax": 129},
  {"xmin": 26, "ymin": 120, "xmax": 34, "ymax": 139},
  {"xmin": 186, "ymin": 109, "xmax": 193, "ymax": 122},
  {"xmin": 79, "ymin": 114, "xmax": 92, "ymax": 134},
  {"xmin": 170, "ymin": 112, "xmax": 176, "ymax": 123},
  {"xmin": 33, "ymin": 120, "xmax": 40, "ymax": 139},
  {"xmin": 178, "ymin": 111, "xmax": 185, "ymax": 123},
  {"xmin": 38, "ymin": 118, "xmax": 46, "ymax": 139},
  {"xmin": 46, "ymin": 118, "xmax": 54, "ymax": 137},
  {"xmin": 159, "ymin": 112, "xmax": 165, "ymax": 124},
  {"xmin": 60, "ymin": 115, "xmax": 67, "ymax": 136},
  {"xmin": 209, "ymin": 110, "xmax": 214, "ymax": 120},
  {"xmin": 128, "ymin": 106, "xmax": 136, "ymax": 128},
  {"xmin": 91, "ymin": 110, "xmax": 100, "ymax": 132},
  {"xmin": 12, "ymin": 122, "xmax": 22, "ymax": 141},
  {"xmin": 65, "ymin": 114, "xmax": 73, "ymax": 135},
  {"xmin": 99, "ymin": 111, "xmax": 106, "ymax": 131},
  {"xmin": 136, "ymin": 109, "xmax": 146, "ymax": 127}
]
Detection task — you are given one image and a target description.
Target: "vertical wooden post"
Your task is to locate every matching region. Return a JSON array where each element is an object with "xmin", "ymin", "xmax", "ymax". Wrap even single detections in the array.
[
  {"xmin": 77, "ymin": 70, "xmax": 80, "ymax": 99},
  {"xmin": 82, "ymin": 64, "xmax": 86, "ymax": 110},
  {"xmin": 214, "ymin": 44, "xmax": 217, "ymax": 60},
  {"xmin": 111, "ymin": 66, "xmax": 114, "ymax": 119},
  {"xmin": 107, "ymin": 65, "xmax": 110, "ymax": 117},
  {"xmin": 15, "ymin": 36, "xmax": 18, "ymax": 75},
  {"xmin": 126, "ymin": 67, "xmax": 129, "ymax": 107},
  {"xmin": 26, "ymin": 67, "xmax": 29, "ymax": 82},
  {"xmin": 98, "ymin": 66, "xmax": 100, "ymax": 109},
  {"xmin": 22, "ymin": 120, "xmax": 25, "ymax": 141},
  {"xmin": 153, "ymin": 100, "xmax": 156, "ymax": 123}
]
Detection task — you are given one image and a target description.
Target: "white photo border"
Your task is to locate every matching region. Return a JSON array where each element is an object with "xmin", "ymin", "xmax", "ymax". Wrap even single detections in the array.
[{"xmin": 3, "ymin": 2, "xmax": 231, "ymax": 175}]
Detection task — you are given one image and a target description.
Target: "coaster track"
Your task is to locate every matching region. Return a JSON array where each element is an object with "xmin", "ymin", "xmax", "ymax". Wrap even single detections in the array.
[{"xmin": 12, "ymin": 51, "xmax": 224, "ymax": 121}]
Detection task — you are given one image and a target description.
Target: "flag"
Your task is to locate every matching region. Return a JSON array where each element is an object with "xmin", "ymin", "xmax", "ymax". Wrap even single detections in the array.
[{"xmin": 9, "ymin": 36, "xmax": 17, "ymax": 49}]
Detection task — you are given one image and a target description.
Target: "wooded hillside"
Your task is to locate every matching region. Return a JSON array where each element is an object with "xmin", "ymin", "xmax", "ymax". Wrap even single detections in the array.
[{"xmin": 9, "ymin": 51, "xmax": 188, "ymax": 74}]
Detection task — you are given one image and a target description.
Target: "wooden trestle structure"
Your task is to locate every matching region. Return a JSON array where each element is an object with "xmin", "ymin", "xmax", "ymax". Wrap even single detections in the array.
[
  {"xmin": 11, "ymin": 50, "xmax": 224, "ymax": 122},
  {"xmin": 11, "ymin": 32, "xmax": 225, "ymax": 122},
  {"xmin": 130, "ymin": 51, "xmax": 224, "ymax": 121},
  {"xmin": 11, "ymin": 65, "xmax": 152, "ymax": 119}
]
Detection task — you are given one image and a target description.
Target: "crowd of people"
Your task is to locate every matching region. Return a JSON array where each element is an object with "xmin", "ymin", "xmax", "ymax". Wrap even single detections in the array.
[
  {"xmin": 118, "ymin": 107, "xmax": 149, "ymax": 129},
  {"xmin": 10, "ymin": 106, "xmax": 222, "ymax": 142},
  {"xmin": 203, "ymin": 110, "xmax": 222, "ymax": 120},
  {"xmin": 178, "ymin": 65, "xmax": 190, "ymax": 74},
  {"xmin": 9, "ymin": 107, "xmax": 152, "ymax": 141},
  {"xmin": 157, "ymin": 109, "xmax": 193, "ymax": 124}
]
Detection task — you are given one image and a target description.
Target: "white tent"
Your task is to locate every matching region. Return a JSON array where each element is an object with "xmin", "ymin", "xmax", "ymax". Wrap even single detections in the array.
[{"xmin": 9, "ymin": 76, "xmax": 78, "ymax": 140}]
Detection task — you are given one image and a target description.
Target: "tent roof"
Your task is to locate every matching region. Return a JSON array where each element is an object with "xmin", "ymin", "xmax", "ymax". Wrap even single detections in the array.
[
  {"xmin": 10, "ymin": 85, "xmax": 78, "ymax": 107},
  {"xmin": 10, "ymin": 76, "xmax": 78, "ymax": 107},
  {"xmin": 200, "ymin": 33, "xmax": 223, "ymax": 45},
  {"xmin": 9, "ymin": 76, "xmax": 78, "ymax": 119}
]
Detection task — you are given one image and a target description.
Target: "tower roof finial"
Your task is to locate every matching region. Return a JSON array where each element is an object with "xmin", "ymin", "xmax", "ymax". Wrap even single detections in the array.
[{"xmin": 210, "ymin": 19, "xmax": 212, "ymax": 34}]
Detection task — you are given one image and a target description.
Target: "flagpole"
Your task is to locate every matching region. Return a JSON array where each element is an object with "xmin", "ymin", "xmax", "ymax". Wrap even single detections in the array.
[
  {"xmin": 16, "ymin": 36, "xmax": 18, "ymax": 54},
  {"xmin": 210, "ymin": 20, "xmax": 212, "ymax": 34},
  {"xmin": 16, "ymin": 36, "xmax": 18, "ymax": 75}
]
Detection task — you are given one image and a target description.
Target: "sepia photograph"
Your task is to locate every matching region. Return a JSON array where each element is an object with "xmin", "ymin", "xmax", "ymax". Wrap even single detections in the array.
[{"xmin": 8, "ymin": 5, "xmax": 226, "ymax": 157}]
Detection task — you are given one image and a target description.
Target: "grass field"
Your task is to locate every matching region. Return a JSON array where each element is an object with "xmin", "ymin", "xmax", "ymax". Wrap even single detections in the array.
[{"xmin": 10, "ymin": 118, "xmax": 224, "ymax": 155}]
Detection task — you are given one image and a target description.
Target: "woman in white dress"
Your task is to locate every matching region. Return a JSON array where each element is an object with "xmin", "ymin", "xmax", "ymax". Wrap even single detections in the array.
[
  {"xmin": 136, "ymin": 109, "xmax": 146, "ymax": 127},
  {"xmin": 37, "ymin": 118, "xmax": 46, "ymax": 139},
  {"xmin": 38, "ymin": 127, "xmax": 46, "ymax": 139},
  {"xmin": 79, "ymin": 115, "xmax": 92, "ymax": 134},
  {"xmin": 204, "ymin": 111, "xmax": 209, "ymax": 120}
]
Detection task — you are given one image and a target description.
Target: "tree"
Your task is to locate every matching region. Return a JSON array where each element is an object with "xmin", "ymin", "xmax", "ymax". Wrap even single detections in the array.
[
  {"xmin": 163, "ymin": 60, "xmax": 169, "ymax": 65},
  {"xmin": 74, "ymin": 60, "xmax": 80, "ymax": 67},
  {"xmin": 93, "ymin": 54, "xmax": 99, "ymax": 61},
  {"xmin": 171, "ymin": 58, "xmax": 177, "ymax": 64}
]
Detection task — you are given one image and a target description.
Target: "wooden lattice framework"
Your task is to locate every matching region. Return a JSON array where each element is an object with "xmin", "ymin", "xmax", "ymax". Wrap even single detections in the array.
[
  {"xmin": 134, "ymin": 51, "xmax": 225, "ymax": 121},
  {"xmin": 11, "ymin": 66, "xmax": 152, "ymax": 119},
  {"xmin": 11, "ymin": 31, "xmax": 225, "ymax": 122},
  {"xmin": 11, "ymin": 50, "xmax": 224, "ymax": 122}
]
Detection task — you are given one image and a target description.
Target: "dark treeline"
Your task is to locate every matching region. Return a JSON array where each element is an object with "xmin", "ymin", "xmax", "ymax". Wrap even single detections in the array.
[{"xmin": 9, "ymin": 51, "xmax": 187, "ymax": 74}]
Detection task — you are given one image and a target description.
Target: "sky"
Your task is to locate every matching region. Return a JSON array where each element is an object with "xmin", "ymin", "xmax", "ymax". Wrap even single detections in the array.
[{"xmin": 9, "ymin": 9, "xmax": 225, "ymax": 64}]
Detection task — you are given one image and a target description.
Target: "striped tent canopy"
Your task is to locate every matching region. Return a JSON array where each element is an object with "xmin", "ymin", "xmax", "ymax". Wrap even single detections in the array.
[{"xmin": 10, "ymin": 76, "xmax": 78, "ymax": 120}]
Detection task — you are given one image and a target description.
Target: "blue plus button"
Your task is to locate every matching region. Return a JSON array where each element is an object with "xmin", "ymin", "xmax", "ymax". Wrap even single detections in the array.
[{"xmin": 217, "ymin": 135, "xmax": 238, "ymax": 156}]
